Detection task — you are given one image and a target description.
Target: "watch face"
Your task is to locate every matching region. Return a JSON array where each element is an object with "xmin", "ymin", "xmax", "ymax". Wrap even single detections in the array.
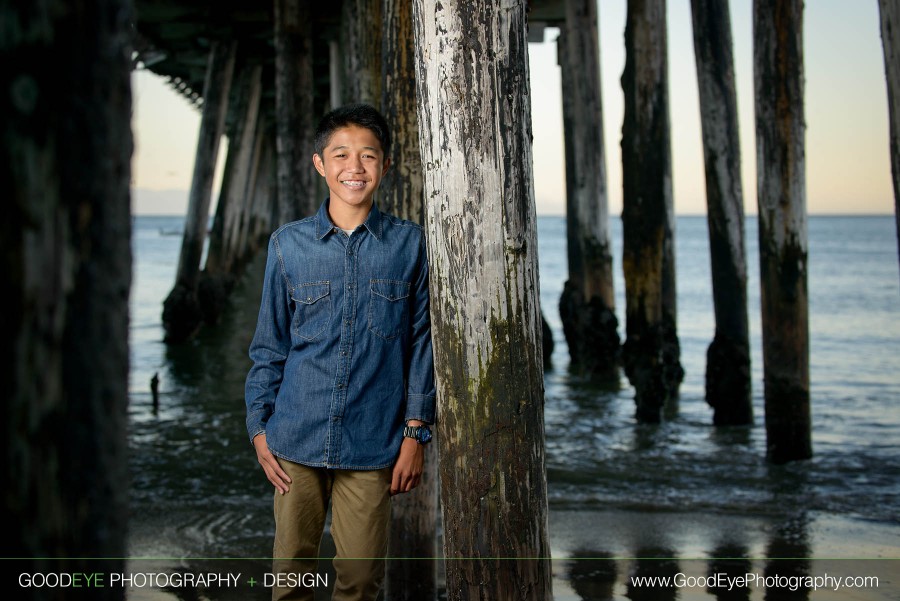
[{"xmin": 418, "ymin": 427, "xmax": 432, "ymax": 444}]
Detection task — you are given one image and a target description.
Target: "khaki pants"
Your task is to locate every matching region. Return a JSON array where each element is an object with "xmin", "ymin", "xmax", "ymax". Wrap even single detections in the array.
[{"xmin": 272, "ymin": 458, "xmax": 392, "ymax": 601}]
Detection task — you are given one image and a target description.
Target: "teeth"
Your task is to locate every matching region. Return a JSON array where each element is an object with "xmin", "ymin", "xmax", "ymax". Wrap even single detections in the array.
[{"xmin": 342, "ymin": 180, "xmax": 365, "ymax": 188}]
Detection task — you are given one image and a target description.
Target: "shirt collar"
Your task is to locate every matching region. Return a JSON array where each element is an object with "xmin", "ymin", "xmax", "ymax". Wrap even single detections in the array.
[{"xmin": 314, "ymin": 198, "xmax": 384, "ymax": 241}]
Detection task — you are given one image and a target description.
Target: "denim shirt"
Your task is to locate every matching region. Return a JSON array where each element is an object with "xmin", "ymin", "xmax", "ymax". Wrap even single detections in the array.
[{"xmin": 245, "ymin": 200, "xmax": 436, "ymax": 470}]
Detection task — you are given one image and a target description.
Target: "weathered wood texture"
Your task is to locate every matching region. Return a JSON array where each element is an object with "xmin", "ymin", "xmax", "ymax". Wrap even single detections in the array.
[
  {"xmin": 412, "ymin": 0, "xmax": 552, "ymax": 598},
  {"xmin": 274, "ymin": 0, "xmax": 317, "ymax": 224},
  {"xmin": 1, "ymin": 0, "xmax": 133, "ymax": 593},
  {"xmin": 690, "ymin": 0, "xmax": 752, "ymax": 425},
  {"xmin": 342, "ymin": 0, "xmax": 383, "ymax": 106},
  {"xmin": 162, "ymin": 40, "xmax": 236, "ymax": 342},
  {"xmin": 380, "ymin": 1, "xmax": 439, "ymax": 599},
  {"xmin": 753, "ymin": 0, "xmax": 811, "ymax": 463},
  {"xmin": 620, "ymin": 0, "xmax": 683, "ymax": 422},
  {"xmin": 380, "ymin": 0, "xmax": 425, "ymax": 224},
  {"xmin": 880, "ymin": 0, "xmax": 900, "ymax": 282},
  {"xmin": 557, "ymin": 0, "xmax": 620, "ymax": 381}
]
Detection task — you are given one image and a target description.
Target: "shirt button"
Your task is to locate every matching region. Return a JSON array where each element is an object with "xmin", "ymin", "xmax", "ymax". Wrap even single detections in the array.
[
  {"xmin": 337, "ymin": 383, "xmax": 344, "ymax": 389},
  {"xmin": 345, "ymin": 319, "xmax": 351, "ymax": 326}
]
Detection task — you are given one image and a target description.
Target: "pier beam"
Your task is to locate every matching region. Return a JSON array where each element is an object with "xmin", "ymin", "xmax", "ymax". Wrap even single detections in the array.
[
  {"xmin": 557, "ymin": 0, "xmax": 620, "ymax": 381},
  {"xmin": 413, "ymin": 0, "xmax": 553, "ymax": 598},
  {"xmin": 753, "ymin": 0, "xmax": 811, "ymax": 463},
  {"xmin": 162, "ymin": 40, "xmax": 237, "ymax": 343},
  {"xmin": 274, "ymin": 0, "xmax": 316, "ymax": 224},
  {"xmin": 2, "ymin": 0, "xmax": 133, "ymax": 591},
  {"xmin": 380, "ymin": 2, "xmax": 438, "ymax": 598},
  {"xmin": 879, "ymin": 0, "xmax": 900, "ymax": 283},
  {"xmin": 621, "ymin": 0, "xmax": 684, "ymax": 422},
  {"xmin": 690, "ymin": 0, "xmax": 752, "ymax": 425}
]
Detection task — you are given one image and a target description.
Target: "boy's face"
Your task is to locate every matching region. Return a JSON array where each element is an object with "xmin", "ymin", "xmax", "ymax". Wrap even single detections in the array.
[{"xmin": 313, "ymin": 124, "xmax": 390, "ymax": 213}]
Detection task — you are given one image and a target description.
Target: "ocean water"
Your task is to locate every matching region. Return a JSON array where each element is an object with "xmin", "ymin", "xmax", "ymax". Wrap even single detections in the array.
[{"xmin": 126, "ymin": 214, "xmax": 900, "ymax": 597}]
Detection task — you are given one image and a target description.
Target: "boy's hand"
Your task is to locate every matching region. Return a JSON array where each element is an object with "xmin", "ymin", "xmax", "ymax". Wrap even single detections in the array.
[
  {"xmin": 253, "ymin": 433, "xmax": 292, "ymax": 495},
  {"xmin": 391, "ymin": 437, "xmax": 425, "ymax": 496}
]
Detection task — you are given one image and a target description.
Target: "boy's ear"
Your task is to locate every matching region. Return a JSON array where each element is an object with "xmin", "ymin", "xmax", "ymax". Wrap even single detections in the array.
[
  {"xmin": 313, "ymin": 153, "xmax": 326, "ymax": 176},
  {"xmin": 381, "ymin": 157, "xmax": 391, "ymax": 176}
]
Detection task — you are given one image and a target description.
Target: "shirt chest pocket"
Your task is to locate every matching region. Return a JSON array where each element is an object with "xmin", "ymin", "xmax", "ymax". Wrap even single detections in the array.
[
  {"xmin": 368, "ymin": 279, "xmax": 410, "ymax": 341},
  {"xmin": 291, "ymin": 281, "xmax": 331, "ymax": 341}
]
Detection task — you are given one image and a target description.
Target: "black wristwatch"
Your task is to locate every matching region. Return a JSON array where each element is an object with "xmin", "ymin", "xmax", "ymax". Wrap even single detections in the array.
[{"xmin": 403, "ymin": 423, "xmax": 433, "ymax": 445}]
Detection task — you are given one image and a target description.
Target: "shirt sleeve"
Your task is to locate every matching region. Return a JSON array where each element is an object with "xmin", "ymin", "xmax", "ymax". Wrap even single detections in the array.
[
  {"xmin": 245, "ymin": 234, "xmax": 292, "ymax": 442},
  {"xmin": 405, "ymin": 229, "xmax": 437, "ymax": 424}
]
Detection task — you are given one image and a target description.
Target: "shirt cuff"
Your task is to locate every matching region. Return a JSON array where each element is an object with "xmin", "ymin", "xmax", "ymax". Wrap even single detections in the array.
[
  {"xmin": 248, "ymin": 428, "xmax": 265, "ymax": 446},
  {"xmin": 405, "ymin": 393, "xmax": 436, "ymax": 425}
]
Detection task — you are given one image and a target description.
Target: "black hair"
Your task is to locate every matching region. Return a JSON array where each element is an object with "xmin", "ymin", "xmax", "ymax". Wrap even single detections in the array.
[{"xmin": 314, "ymin": 103, "xmax": 392, "ymax": 159}]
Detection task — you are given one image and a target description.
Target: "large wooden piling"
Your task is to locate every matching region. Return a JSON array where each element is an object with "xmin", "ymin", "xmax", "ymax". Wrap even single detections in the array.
[
  {"xmin": 2, "ymin": 0, "xmax": 133, "ymax": 593},
  {"xmin": 200, "ymin": 61, "xmax": 264, "ymax": 325},
  {"xmin": 621, "ymin": 0, "xmax": 684, "ymax": 422},
  {"xmin": 206, "ymin": 62, "xmax": 263, "ymax": 277},
  {"xmin": 380, "ymin": 0, "xmax": 425, "ymax": 224},
  {"xmin": 557, "ymin": 0, "xmax": 620, "ymax": 381},
  {"xmin": 753, "ymin": 0, "xmax": 811, "ymax": 463},
  {"xmin": 274, "ymin": 0, "xmax": 317, "ymax": 223},
  {"xmin": 243, "ymin": 128, "xmax": 278, "ymax": 251},
  {"xmin": 879, "ymin": 0, "xmax": 900, "ymax": 282},
  {"xmin": 380, "ymin": 1, "xmax": 439, "ymax": 599},
  {"xmin": 342, "ymin": 0, "xmax": 383, "ymax": 106},
  {"xmin": 162, "ymin": 40, "xmax": 236, "ymax": 343},
  {"xmin": 689, "ymin": 0, "xmax": 752, "ymax": 425},
  {"xmin": 413, "ymin": 0, "xmax": 552, "ymax": 598}
]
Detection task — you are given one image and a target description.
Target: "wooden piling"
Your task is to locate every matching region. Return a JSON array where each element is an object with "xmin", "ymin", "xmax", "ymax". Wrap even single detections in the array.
[
  {"xmin": 274, "ymin": 0, "xmax": 317, "ymax": 224},
  {"xmin": 557, "ymin": 0, "xmax": 620, "ymax": 381},
  {"xmin": 689, "ymin": 0, "xmax": 752, "ymax": 425},
  {"xmin": 753, "ymin": 0, "xmax": 811, "ymax": 463},
  {"xmin": 879, "ymin": 0, "xmax": 900, "ymax": 283},
  {"xmin": 2, "ymin": 0, "xmax": 133, "ymax": 590},
  {"xmin": 342, "ymin": 0, "xmax": 383, "ymax": 106},
  {"xmin": 162, "ymin": 40, "xmax": 236, "ymax": 342},
  {"xmin": 412, "ymin": 0, "xmax": 553, "ymax": 597},
  {"xmin": 621, "ymin": 0, "xmax": 684, "ymax": 422},
  {"xmin": 245, "ymin": 129, "xmax": 278, "ymax": 251},
  {"xmin": 380, "ymin": 0, "xmax": 425, "ymax": 224},
  {"xmin": 235, "ymin": 115, "xmax": 274, "ymax": 259},
  {"xmin": 206, "ymin": 62, "xmax": 263, "ymax": 277},
  {"xmin": 380, "ymin": 1, "xmax": 439, "ymax": 599},
  {"xmin": 199, "ymin": 62, "xmax": 264, "ymax": 325}
]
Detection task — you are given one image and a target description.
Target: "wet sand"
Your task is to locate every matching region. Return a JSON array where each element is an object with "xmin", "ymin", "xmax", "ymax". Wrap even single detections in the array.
[
  {"xmin": 122, "ymin": 506, "xmax": 898, "ymax": 600},
  {"xmin": 548, "ymin": 508, "xmax": 899, "ymax": 600}
]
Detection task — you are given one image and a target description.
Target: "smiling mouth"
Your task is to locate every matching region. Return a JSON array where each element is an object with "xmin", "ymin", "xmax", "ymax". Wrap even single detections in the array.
[{"xmin": 341, "ymin": 180, "xmax": 366, "ymax": 189}]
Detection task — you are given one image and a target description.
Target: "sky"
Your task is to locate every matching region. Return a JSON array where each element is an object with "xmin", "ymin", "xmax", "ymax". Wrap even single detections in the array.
[{"xmin": 131, "ymin": 0, "xmax": 894, "ymax": 216}]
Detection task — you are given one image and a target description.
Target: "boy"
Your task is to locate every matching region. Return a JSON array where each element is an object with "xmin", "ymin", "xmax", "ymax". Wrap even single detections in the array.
[{"xmin": 245, "ymin": 104, "xmax": 435, "ymax": 601}]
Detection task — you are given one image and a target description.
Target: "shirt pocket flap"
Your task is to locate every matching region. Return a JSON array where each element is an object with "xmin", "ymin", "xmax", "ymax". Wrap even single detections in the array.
[
  {"xmin": 370, "ymin": 279, "xmax": 410, "ymax": 302},
  {"xmin": 293, "ymin": 281, "xmax": 330, "ymax": 305}
]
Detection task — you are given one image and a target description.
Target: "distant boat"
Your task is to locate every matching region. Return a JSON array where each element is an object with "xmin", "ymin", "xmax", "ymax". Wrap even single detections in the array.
[{"xmin": 159, "ymin": 227, "xmax": 183, "ymax": 236}]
